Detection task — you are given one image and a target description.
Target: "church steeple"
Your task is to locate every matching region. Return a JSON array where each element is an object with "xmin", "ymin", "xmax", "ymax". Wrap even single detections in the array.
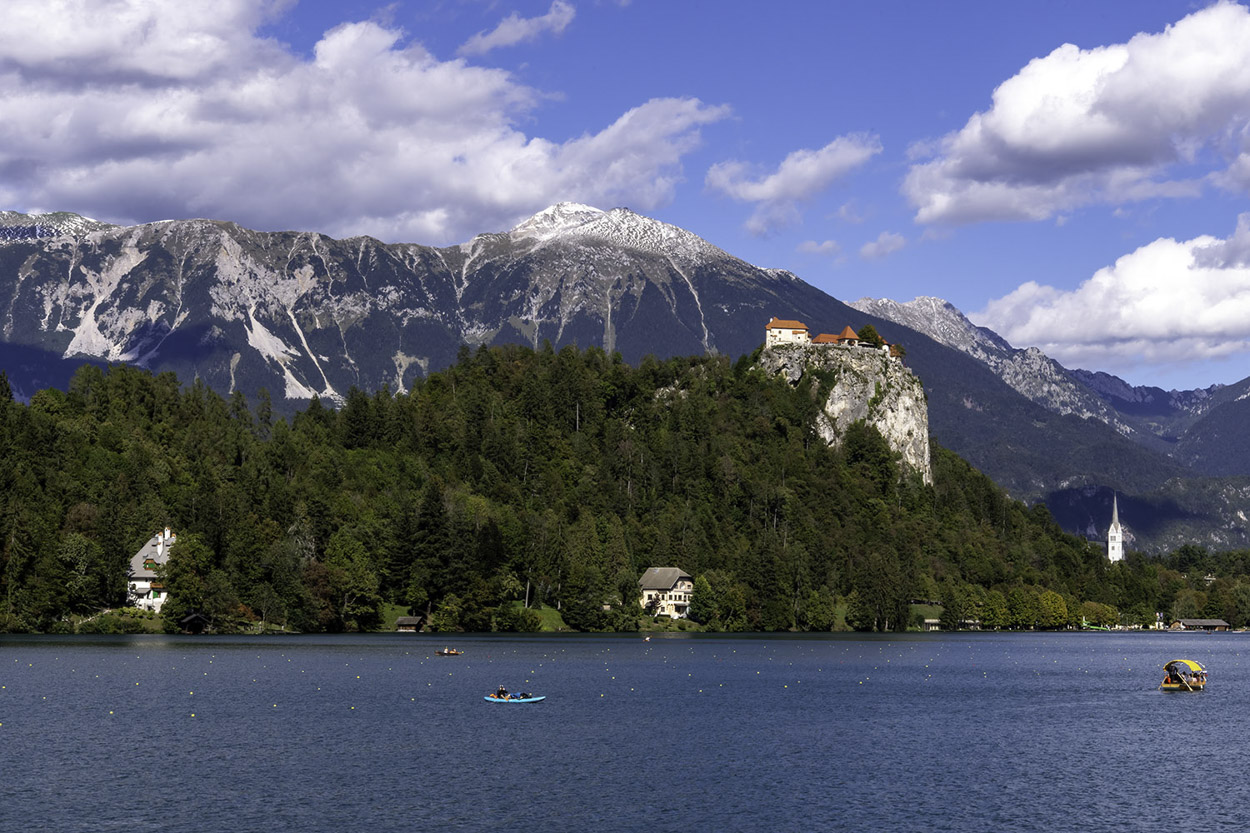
[{"xmin": 1107, "ymin": 493, "xmax": 1124, "ymax": 563}]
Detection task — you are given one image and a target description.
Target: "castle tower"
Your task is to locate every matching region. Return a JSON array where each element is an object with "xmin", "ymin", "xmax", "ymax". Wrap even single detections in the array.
[{"xmin": 1107, "ymin": 494, "xmax": 1124, "ymax": 563}]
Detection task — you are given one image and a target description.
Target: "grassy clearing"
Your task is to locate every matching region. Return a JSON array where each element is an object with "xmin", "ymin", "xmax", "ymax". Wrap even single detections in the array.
[
  {"xmin": 70, "ymin": 608, "xmax": 166, "ymax": 634},
  {"xmin": 377, "ymin": 602, "xmax": 410, "ymax": 632},
  {"xmin": 526, "ymin": 603, "xmax": 568, "ymax": 632},
  {"xmin": 911, "ymin": 604, "xmax": 942, "ymax": 621}
]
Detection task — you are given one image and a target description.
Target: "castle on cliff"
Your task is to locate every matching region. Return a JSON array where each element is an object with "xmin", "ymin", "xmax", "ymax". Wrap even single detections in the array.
[{"xmin": 765, "ymin": 317, "xmax": 894, "ymax": 356}]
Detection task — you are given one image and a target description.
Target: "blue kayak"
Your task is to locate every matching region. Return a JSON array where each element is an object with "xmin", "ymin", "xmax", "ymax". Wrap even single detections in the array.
[{"xmin": 484, "ymin": 694, "xmax": 546, "ymax": 703}]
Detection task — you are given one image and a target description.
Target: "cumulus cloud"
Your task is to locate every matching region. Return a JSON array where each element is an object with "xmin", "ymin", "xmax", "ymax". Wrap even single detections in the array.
[
  {"xmin": 706, "ymin": 134, "xmax": 881, "ymax": 235},
  {"xmin": 458, "ymin": 1, "xmax": 576, "ymax": 57},
  {"xmin": 859, "ymin": 231, "xmax": 905, "ymax": 260},
  {"xmin": 973, "ymin": 214, "xmax": 1250, "ymax": 376},
  {"xmin": 798, "ymin": 239, "xmax": 840, "ymax": 256},
  {"xmin": 835, "ymin": 202, "xmax": 865, "ymax": 223},
  {"xmin": 0, "ymin": 0, "xmax": 726, "ymax": 243},
  {"xmin": 0, "ymin": 0, "xmax": 294, "ymax": 83},
  {"xmin": 905, "ymin": 2, "xmax": 1250, "ymax": 225}
]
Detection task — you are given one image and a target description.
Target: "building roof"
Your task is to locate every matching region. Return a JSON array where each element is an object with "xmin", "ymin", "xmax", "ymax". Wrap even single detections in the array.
[
  {"xmin": 766, "ymin": 317, "xmax": 808, "ymax": 331},
  {"xmin": 1174, "ymin": 618, "xmax": 1230, "ymax": 628},
  {"xmin": 837, "ymin": 325, "xmax": 859, "ymax": 340},
  {"xmin": 811, "ymin": 333, "xmax": 839, "ymax": 344},
  {"xmin": 638, "ymin": 567, "xmax": 692, "ymax": 590},
  {"xmin": 129, "ymin": 532, "xmax": 175, "ymax": 579}
]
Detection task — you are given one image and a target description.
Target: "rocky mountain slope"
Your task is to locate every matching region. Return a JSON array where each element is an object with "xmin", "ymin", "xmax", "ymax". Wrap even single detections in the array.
[
  {"xmin": 849, "ymin": 296, "xmax": 1247, "ymax": 465},
  {"xmin": 0, "ymin": 211, "xmax": 115, "ymax": 243},
  {"xmin": 850, "ymin": 296, "xmax": 1158, "ymax": 444},
  {"xmin": 852, "ymin": 294, "xmax": 1250, "ymax": 551},
  {"xmin": 1, "ymin": 205, "xmax": 1248, "ymax": 551},
  {"xmin": 0, "ymin": 204, "xmax": 827, "ymax": 406}
]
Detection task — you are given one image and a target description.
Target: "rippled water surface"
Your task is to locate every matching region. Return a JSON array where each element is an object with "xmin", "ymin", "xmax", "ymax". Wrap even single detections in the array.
[{"xmin": 2, "ymin": 631, "xmax": 1248, "ymax": 832}]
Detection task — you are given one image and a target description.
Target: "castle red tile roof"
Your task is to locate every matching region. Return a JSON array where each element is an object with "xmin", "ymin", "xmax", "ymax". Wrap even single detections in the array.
[{"xmin": 766, "ymin": 317, "xmax": 808, "ymax": 330}]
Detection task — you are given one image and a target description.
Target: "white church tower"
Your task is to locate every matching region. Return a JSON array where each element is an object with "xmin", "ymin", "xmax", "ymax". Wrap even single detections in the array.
[{"xmin": 1107, "ymin": 494, "xmax": 1125, "ymax": 563}]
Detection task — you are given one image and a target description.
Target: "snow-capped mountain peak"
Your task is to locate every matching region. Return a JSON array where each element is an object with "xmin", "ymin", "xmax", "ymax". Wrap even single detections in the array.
[
  {"xmin": 0, "ymin": 210, "xmax": 116, "ymax": 244},
  {"xmin": 850, "ymin": 295, "xmax": 1010, "ymax": 353},
  {"xmin": 509, "ymin": 203, "xmax": 606, "ymax": 241},
  {"xmin": 509, "ymin": 203, "xmax": 732, "ymax": 265}
]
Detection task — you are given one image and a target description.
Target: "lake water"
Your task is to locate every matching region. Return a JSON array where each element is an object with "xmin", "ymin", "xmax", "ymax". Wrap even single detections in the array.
[{"xmin": 1, "ymin": 631, "xmax": 1247, "ymax": 832}]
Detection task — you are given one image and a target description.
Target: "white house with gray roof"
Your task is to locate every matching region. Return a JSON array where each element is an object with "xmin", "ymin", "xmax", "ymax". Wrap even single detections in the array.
[
  {"xmin": 128, "ymin": 527, "xmax": 177, "ymax": 612},
  {"xmin": 639, "ymin": 567, "xmax": 693, "ymax": 618}
]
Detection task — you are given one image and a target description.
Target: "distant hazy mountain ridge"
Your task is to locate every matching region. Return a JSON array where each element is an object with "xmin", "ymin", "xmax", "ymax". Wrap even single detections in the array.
[
  {"xmin": 851, "ymin": 293, "xmax": 1250, "ymax": 551},
  {"xmin": 849, "ymin": 296, "xmax": 1136, "ymax": 436}
]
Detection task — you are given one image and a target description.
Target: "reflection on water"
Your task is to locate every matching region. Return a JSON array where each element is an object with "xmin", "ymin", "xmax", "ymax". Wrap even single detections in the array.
[{"xmin": 2, "ymin": 632, "xmax": 1247, "ymax": 832}]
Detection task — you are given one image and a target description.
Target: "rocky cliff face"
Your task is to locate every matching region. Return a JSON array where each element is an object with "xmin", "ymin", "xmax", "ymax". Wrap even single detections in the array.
[{"xmin": 757, "ymin": 343, "xmax": 931, "ymax": 484}]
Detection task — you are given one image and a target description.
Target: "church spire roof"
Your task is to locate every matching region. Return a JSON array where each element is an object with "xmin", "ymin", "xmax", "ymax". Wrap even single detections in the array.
[{"xmin": 1107, "ymin": 493, "xmax": 1125, "ymax": 563}]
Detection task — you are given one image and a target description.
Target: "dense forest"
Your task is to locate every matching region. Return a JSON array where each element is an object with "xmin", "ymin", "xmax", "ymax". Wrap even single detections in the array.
[{"xmin": 2, "ymin": 343, "xmax": 1249, "ymax": 634}]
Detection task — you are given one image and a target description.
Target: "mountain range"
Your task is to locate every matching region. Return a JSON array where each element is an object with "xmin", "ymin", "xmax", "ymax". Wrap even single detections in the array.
[{"xmin": 2, "ymin": 203, "xmax": 1249, "ymax": 553}]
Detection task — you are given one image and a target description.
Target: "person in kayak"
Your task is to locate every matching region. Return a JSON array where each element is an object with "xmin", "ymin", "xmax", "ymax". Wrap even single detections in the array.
[{"xmin": 495, "ymin": 685, "xmax": 508, "ymax": 698}]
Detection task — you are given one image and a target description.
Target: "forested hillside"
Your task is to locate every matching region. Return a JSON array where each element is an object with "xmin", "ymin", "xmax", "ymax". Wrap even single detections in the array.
[{"xmin": 1, "ymin": 344, "xmax": 1244, "ymax": 634}]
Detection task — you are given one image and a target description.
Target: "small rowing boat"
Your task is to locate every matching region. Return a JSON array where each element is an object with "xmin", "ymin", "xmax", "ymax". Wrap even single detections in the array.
[
  {"xmin": 1160, "ymin": 659, "xmax": 1207, "ymax": 691},
  {"xmin": 484, "ymin": 691, "xmax": 545, "ymax": 703}
]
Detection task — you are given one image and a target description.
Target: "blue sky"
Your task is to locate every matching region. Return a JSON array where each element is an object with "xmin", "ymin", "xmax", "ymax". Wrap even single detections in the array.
[{"xmin": 5, "ymin": 1, "xmax": 1250, "ymax": 389}]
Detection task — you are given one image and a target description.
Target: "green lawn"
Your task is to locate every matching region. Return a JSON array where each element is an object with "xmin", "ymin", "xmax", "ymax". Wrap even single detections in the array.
[
  {"xmin": 377, "ymin": 602, "xmax": 410, "ymax": 632},
  {"xmin": 911, "ymin": 603, "xmax": 942, "ymax": 620},
  {"xmin": 72, "ymin": 608, "xmax": 166, "ymax": 634},
  {"xmin": 527, "ymin": 603, "xmax": 568, "ymax": 631}
]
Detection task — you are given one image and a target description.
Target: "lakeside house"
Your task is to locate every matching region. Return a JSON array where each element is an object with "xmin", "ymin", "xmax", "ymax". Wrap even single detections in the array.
[
  {"xmin": 639, "ymin": 567, "xmax": 693, "ymax": 619},
  {"xmin": 128, "ymin": 527, "xmax": 176, "ymax": 612},
  {"xmin": 396, "ymin": 616, "xmax": 422, "ymax": 632},
  {"xmin": 1169, "ymin": 618, "xmax": 1230, "ymax": 632},
  {"xmin": 179, "ymin": 612, "xmax": 211, "ymax": 634}
]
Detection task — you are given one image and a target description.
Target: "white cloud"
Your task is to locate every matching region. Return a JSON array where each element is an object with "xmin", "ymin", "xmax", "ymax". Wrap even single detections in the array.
[
  {"xmin": 835, "ymin": 202, "xmax": 865, "ymax": 224},
  {"xmin": 859, "ymin": 231, "xmax": 905, "ymax": 260},
  {"xmin": 458, "ymin": 1, "xmax": 576, "ymax": 57},
  {"xmin": 0, "ymin": 1, "xmax": 725, "ymax": 243},
  {"xmin": 973, "ymin": 214, "xmax": 1250, "ymax": 376},
  {"xmin": 0, "ymin": 0, "xmax": 293, "ymax": 82},
  {"xmin": 798, "ymin": 239, "xmax": 840, "ymax": 256},
  {"xmin": 706, "ymin": 134, "xmax": 881, "ymax": 235},
  {"xmin": 905, "ymin": 2, "xmax": 1250, "ymax": 224}
]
